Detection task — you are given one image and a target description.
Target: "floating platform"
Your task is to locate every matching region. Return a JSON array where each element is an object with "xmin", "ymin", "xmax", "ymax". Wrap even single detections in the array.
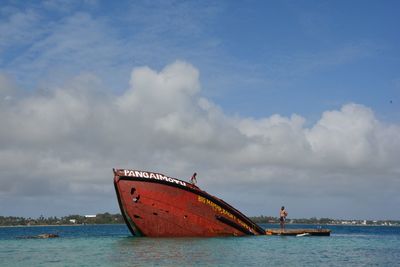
[{"xmin": 266, "ymin": 229, "xmax": 331, "ymax": 236}]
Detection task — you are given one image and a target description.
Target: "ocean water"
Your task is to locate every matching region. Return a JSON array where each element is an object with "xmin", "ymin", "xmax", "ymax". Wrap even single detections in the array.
[{"xmin": 1, "ymin": 224, "xmax": 399, "ymax": 266}]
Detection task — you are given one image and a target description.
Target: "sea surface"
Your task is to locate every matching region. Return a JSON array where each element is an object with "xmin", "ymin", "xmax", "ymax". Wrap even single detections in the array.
[{"xmin": 1, "ymin": 224, "xmax": 399, "ymax": 266}]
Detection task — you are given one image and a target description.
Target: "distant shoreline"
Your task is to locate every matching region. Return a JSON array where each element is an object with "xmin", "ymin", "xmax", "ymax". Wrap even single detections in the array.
[
  {"xmin": 1, "ymin": 222, "xmax": 399, "ymax": 228},
  {"xmin": 0, "ymin": 223, "xmax": 126, "ymax": 228},
  {"xmin": 2, "ymin": 213, "xmax": 399, "ymax": 227}
]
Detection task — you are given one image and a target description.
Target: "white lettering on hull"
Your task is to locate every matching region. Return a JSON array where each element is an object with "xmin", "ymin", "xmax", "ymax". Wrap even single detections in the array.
[{"xmin": 123, "ymin": 169, "xmax": 187, "ymax": 187}]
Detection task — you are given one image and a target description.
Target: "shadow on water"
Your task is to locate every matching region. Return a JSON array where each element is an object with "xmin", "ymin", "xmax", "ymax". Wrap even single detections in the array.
[
  {"xmin": 115, "ymin": 236, "xmax": 212, "ymax": 260},
  {"xmin": 112, "ymin": 235, "xmax": 267, "ymax": 266}
]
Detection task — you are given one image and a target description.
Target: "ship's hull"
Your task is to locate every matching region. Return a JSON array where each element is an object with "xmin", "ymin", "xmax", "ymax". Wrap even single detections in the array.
[{"xmin": 114, "ymin": 169, "xmax": 266, "ymax": 237}]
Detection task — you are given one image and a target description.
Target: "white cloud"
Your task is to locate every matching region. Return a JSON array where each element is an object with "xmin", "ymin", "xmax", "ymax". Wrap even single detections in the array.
[{"xmin": 1, "ymin": 61, "xmax": 399, "ymax": 218}]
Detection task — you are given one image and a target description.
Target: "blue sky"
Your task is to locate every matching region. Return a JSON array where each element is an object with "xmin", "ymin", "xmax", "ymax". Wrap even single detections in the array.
[
  {"xmin": 0, "ymin": 0, "xmax": 399, "ymax": 219},
  {"xmin": 3, "ymin": 0, "xmax": 398, "ymax": 120}
]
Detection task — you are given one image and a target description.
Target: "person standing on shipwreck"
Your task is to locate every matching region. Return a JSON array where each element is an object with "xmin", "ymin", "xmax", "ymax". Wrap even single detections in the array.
[{"xmin": 190, "ymin": 172, "xmax": 197, "ymax": 185}]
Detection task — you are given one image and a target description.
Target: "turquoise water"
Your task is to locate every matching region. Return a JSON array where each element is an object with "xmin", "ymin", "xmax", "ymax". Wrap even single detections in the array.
[{"xmin": 1, "ymin": 224, "xmax": 399, "ymax": 266}]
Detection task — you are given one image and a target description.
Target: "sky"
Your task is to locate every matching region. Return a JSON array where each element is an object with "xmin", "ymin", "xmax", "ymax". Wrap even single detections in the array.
[{"xmin": 0, "ymin": 0, "xmax": 399, "ymax": 220}]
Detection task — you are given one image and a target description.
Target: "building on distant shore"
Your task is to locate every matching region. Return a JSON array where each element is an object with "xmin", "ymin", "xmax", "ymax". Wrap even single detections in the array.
[{"xmin": 85, "ymin": 215, "xmax": 97, "ymax": 218}]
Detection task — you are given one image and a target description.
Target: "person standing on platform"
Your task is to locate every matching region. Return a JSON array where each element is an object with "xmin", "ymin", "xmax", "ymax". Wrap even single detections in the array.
[
  {"xmin": 280, "ymin": 206, "xmax": 288, "ymax": 231},
  {"xmin": 190, "ymin": 172, "xmax": 197, "ymax": 185}
]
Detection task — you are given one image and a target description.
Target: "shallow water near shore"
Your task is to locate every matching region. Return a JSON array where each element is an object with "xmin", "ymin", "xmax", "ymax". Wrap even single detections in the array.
[{"xmin": 1, "ymin": 224, "xmax": 399, "ymax": 266}]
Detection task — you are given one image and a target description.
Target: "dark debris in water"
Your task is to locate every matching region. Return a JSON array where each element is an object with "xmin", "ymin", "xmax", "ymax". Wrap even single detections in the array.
[{"xmin": 17, "ymin": 233, "xmax": 59, "ymax": 239}]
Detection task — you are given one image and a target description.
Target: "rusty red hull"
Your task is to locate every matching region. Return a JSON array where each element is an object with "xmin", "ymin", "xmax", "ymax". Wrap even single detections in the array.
[{"xmin": 114, "ymin": 169, "xmax": 266, "ymax": 237}]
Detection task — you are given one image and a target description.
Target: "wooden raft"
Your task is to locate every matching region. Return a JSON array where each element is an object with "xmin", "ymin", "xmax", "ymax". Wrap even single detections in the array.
[{"xmin": 266, "ymin": 229, "xmax": 331, "ymax": 236}]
